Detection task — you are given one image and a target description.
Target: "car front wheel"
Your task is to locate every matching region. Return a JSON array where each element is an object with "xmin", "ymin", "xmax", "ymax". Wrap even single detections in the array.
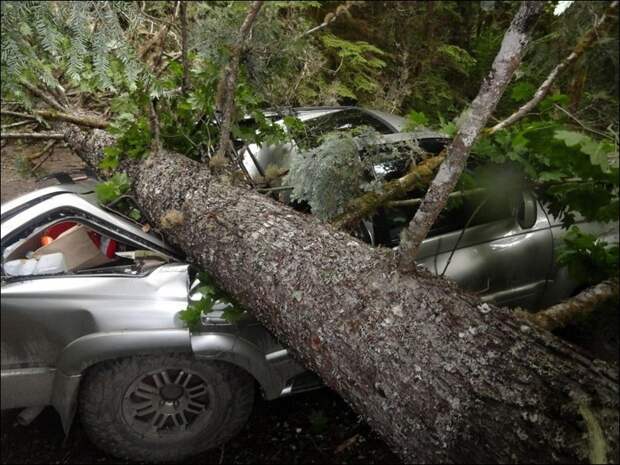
[{"xmin": 79, "ymin": 354, "xmax": 254, "ymax": 462}]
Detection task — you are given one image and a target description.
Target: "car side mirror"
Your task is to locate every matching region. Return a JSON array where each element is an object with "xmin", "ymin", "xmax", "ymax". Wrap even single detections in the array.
[{"xmin": 517, "ymin": 191, "xmax": 537, "ymax": 229}]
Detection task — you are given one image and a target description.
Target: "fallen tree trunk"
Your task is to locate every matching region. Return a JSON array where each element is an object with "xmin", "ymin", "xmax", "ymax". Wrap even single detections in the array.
[{"xmin": 65, "ymin": 126, "xmax": 619, "ymax": 464}]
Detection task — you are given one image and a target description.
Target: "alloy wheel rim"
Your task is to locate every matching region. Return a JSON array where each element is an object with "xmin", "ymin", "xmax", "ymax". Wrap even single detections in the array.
[{"xmin": 121, "ymin": 367, "xmax": 212, "ymax": 438}]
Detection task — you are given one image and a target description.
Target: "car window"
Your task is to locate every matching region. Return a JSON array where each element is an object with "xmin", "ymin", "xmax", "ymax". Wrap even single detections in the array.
[
  {"xmin": 374, "ymin": 188, "xmax": 518, "ymax": 247},
  {"xmin": 1, "ymin": 218, "xmax": 167, "ymax": 279},
  {"xmin": 430, "ymin": 191, "xmax": 516, "ymax": 235},
  {"xmin": 296, "ymin": 109, "xmax": 395, "ymax": 149}
]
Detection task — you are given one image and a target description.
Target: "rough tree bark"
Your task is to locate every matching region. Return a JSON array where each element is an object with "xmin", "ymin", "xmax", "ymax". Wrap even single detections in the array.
[
  {"xmin": 398, "ymin": 2, "xmax": 544, "ymax": 270},
  {"xmin": 64, "ymin": 125, "xmax": 619, "ymax": 464}
]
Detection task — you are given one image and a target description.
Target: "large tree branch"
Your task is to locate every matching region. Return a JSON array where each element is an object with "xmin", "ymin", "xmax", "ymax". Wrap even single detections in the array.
[
  {"xmin": 1, "ymin": 109, "xmax": 108, "ymax": 129},
  {"xmin": 19, "ymin": 80, "xmax": 66, "ymax": 113},
  {"xmin": 297, "ymin": 1, "xmax": 353, "ymax": 38},
  {"xmin": 180, "ymin": 1, "xmax": 190, "ymax": 94},
  {"xmin": 0, "ymin": 132, "xmax": 64, "ymax": 140},
  {"xmin": 213, "ymin": 1, "xmax": 263, "ymax": 163},
  {"xmin": 331, "ymin": 153, "xmax": 445, "ymax": 230},
  {"xmin": 489, "ymin": 1, "xmax": 619, "ymax": 134},
  {"xmin": 520, "ymin": 279, "xmax": 619, "ymax": 331},
  {"xmin": 1, "ymin": 120, "xmax": 35, "ymax": 130},
  {"xmin": 397, "ymin": 2, "xmax": 544, "ymax": 271}
]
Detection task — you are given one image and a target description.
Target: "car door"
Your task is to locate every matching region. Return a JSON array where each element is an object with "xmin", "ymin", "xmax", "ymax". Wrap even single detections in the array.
[{"xmin": 415, "ymin": 190, "xmax": 554, "ymax": 309}]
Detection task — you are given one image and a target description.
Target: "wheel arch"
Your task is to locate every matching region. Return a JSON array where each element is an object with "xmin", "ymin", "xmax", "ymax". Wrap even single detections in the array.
[
  {"xmin": 190, "ymin": 332, "xmax": 306, "ymax": 400},
  {"xmin": 52, "ymin": 329, "xmax": 192, "ymax": 434}
]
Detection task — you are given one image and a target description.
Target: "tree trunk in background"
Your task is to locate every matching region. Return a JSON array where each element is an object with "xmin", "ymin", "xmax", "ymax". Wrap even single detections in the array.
[
  {"xmin": 65, "ymin": 125, "xmax": 619, "ymax": 464},
  {"xmin": 214, "ymin": 1, "xmax": 263, "ymax": 162}
]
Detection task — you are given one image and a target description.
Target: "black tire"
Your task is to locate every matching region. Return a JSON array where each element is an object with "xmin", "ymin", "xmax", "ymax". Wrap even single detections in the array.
[{"xmin": 79, "ymin": 354, "xmax": 254, "ymax": 463}]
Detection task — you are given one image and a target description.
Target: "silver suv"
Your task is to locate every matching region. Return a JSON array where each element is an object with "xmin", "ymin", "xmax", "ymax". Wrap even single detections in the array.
[{"xmin": 1, "ymin": 107, "xmax": 617, "ymax": 462}]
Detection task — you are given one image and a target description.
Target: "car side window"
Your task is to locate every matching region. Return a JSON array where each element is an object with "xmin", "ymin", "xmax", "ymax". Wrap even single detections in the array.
[
  {"xmin": 298, "ymin": 109, "xmax": 394, "ymax": 148},
  {"xmin": 375, "ymin": 189, "xmax": 518, "ymax": 247},
  {"xmin": 1, "ymin": 218, "xmax": 155, "ymax": 279}
]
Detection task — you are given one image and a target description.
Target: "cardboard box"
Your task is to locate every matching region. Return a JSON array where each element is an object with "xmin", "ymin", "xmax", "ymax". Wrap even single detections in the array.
[{"xmin": 33, "ymin": 224, "xmax": 113, "ymax": 271}]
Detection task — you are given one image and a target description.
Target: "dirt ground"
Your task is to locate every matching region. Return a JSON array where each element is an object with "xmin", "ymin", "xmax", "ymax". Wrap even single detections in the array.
[
  {"xmin": 0, "ymin": 141, "xmax": 85, "ymax": 204},
  {"xmin": 0, "ymin": 142, "xmax": 400, "ymax": 464}
]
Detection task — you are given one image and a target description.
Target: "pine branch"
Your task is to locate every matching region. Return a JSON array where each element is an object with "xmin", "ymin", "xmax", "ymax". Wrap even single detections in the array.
[
  {"xmin": 331, "ymin": 153, "xmax": 445, "ymax": 230},
  {"xmin": 148, "ymin": 99, "xmax": 161, "ymax": 153},
  {"xmin": 297, "ymin": 1, "xmax": 354, "ymax": 38},
  {"xmin": 1, "ymin": 120, "xmax": 35, "ymax": 130},
  {"xmin": 26, "ymin": 140, "xmax": 57, "ymax": 161},
  {"xmin": 0, "ymin": 109, "xmax": 108, "ymax": 129},
  {"xmin": 30, "ymin": 141, "xmax": 59, "ymax": 172},
  {"xmin": 180, "ymin": 1, "xmax": 190, "ymax": 93}
]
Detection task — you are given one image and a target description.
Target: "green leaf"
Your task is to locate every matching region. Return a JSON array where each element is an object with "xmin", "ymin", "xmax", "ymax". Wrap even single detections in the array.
[
  {"xmin": 553, "ymin": 130, "xmax": 589, "ymax": 147},
  {"xmin": 221, "ymin": 307, "xmax": 248, "ymax": 324},
  {"xmin": 128, "ymin": 208, "xmax": 141, "ymax": 221},
  {"xmin": 405, "ymin": 110, "xmax": 429, "ymax": 130},
  {"xmin": 538, "ymin": 171, "xmax": 565, "ymax": 182},
  {"xmin": 510, "ymin": 82, "xmax": 535, "ymax": 102},
  {"xmin": 95, "ymin": 172, "xmax": 130, "ymax": 204},
  {"xmin": 581, "ymin": 140, "xmax": 609, "ymax": 172}
]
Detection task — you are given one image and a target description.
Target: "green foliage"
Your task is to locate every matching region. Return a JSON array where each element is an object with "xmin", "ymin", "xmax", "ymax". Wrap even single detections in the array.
[
  {"xmin": 285, "ymin": 130, "xmax": 363, "ymax": 220},
  {"xmin": 473, "ymin": 118, "xmax": 619, "ymax": 226},
  {"xmin": 101, "ymin": 113, "xmax": 152, "ymax": 169},
  {"xmin": 553, "ymin": 130, "xmax": 613, "ymax": 172},
  {"xmin": 405, "ymin": 110, "xmax": 429, "ymax": 130},
  {"xmin": 510, "ymin": 82, "xmax": 536, "ymax": 102},
  {"xmin": 284, "ymin": 127, "xmax": 411, "ymax": 220},
  {"xmin": 320, "ymin": 33, "xmax": 386, "ymax": 101},
  {"xmin": 179, "ymin": 271, "xmax": 248, "ymax": 331},
  {"xmin": 557, "ymin": 227, "xmax": 619, "ymax": 285},
  {"xmin": 1, "ymin": 1, "xmax": 145, "ymax": 96},
  {"xmin": 95, "ymin": 172, "xmax": 130, "ymax": 204},
  {"xmin": 436, "ymin": 44, "xmax": 477, "ymax": 75}
]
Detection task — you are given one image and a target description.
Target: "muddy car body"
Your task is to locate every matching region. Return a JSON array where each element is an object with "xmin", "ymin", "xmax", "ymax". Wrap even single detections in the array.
[{"xmin": 2, "ymin": 107, "xmax": 617, "ymax": 462}]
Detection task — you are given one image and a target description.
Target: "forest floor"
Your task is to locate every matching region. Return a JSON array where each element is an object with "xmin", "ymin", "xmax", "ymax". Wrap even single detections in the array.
[
  {"xmin": 0, "ymin": 141, "xmax": 400, "ymax": 464},
  {"xmin": 1, "ymin": 141, "xmax": 617, "ymax": 464}
]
